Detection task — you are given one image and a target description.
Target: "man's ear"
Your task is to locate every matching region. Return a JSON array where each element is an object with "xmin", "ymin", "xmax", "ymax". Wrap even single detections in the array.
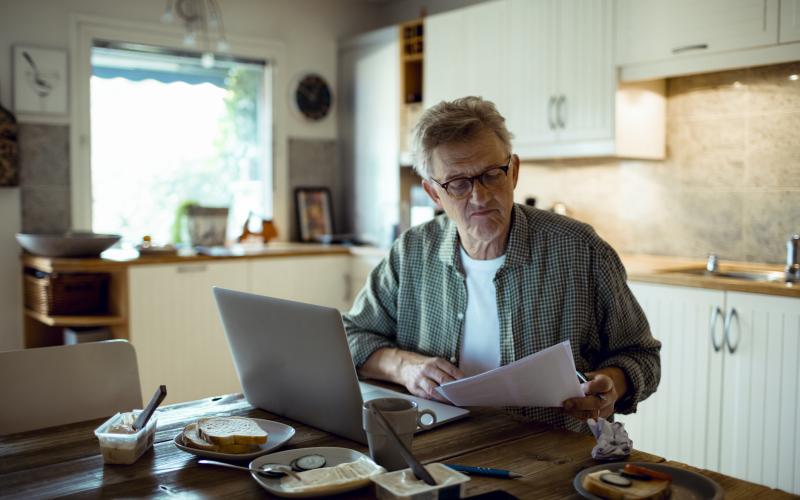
[
  {"xmin": 511, "ymin": 153, "xmax": 520, "ymax": 189},
  {"xmin": 421, "ymin": 179, "xmax": 443, "ymax": 210}
]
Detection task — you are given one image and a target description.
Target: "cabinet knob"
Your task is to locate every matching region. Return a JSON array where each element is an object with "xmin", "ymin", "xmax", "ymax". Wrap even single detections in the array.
[
  {"xmin": 709, "ymin": 306, "xmax": 724, "ymax": 352},
  {"xmin": 547, "ymin": 95, "xmax": 557, "ymax": 130},
  {"xmin": 671, "ymin": 43, "xmax": 708, "ymax": 55},
  {"xmin": 556, "ymin": 95, "xmax": 566, "ymax": 129},
  {"xmin": 723, "ymin": 308, "xmax": 739, "ymax": 354}
]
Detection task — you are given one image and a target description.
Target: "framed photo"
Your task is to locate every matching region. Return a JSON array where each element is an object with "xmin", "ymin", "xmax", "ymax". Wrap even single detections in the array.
[
  {"xmin": 295, "ymin": 187, "xmax": 333, "ymax": 242},
  {"xmin": 13, "ymin": 45, "xmax": 68, "ymax": 115}
]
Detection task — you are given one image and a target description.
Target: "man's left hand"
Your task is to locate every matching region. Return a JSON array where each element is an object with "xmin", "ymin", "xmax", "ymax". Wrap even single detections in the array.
[{"xmin": 562, "ymin": 372, "xmax": 619, "ymax": 421}]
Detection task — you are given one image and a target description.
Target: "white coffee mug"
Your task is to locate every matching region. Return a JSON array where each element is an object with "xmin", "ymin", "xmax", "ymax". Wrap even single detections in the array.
[{"xmin": 362, "ymin": 398, "xmax": 437, "ymax": 471}]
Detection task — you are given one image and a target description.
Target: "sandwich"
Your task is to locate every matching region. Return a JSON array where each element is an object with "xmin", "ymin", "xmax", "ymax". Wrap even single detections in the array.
[
  {"xmin": 581, "ymin": 464, "xmax": 672, "ymax": 500},
  {"xmin": 180, "ymin": 416, "xmax": 268, "ymax": 454}
]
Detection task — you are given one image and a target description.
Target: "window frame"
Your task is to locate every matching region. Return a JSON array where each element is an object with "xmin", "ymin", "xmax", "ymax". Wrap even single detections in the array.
[{"xmin": 69, "ymin": 15, "xmax": 287, "ymax": 237}]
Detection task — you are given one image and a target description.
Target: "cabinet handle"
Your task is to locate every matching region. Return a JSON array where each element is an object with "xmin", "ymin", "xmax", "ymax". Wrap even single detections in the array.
[
  {"xmin": 671, "ymin": 43, "xmax": 708, "ymax": 55},
  {"xmin": 176, "ymin": 264, "xmax": 208, "ymax": 273},
  {"xmin": 343, "ymin": 274, "xmax": 352, "ymax": 304},
  {"xmin": 709, "ymin": 306, "xmax": 723, "ymax": 353},
  {"xmin": 556, "ymin": 95, "xmax": 566, "ymax": 129},
  {"xmin": 547, "ymin": 95, "xmax": 557, "ymax": 130},
  {"xmin": 723, "ymin": 308, "xmax": 739, "ymax": 354}
]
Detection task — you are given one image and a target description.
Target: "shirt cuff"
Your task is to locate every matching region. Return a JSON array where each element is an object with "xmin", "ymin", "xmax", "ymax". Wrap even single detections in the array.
[{"xmin": 597, "ymin": 355, "xmax": 645, "ymax": 414}]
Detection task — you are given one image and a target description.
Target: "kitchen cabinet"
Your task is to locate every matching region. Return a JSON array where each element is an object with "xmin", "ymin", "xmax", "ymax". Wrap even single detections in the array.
[
  {"xmin": 624, "ymin": 282, "xmax": 800, "ymax": 494},
  {"xmin": 249, "ymin": 255, "xmax": 352, "ymax": 311},
  {"xmin": 426, "ymin": 0, "xmax": 638, "ymax": 160},
  {"xmin": 128, "ymin": 261, "xmax": 248, "ymax": 405},
  {"xmin": 424, "ymin": 0, "xmax": 509, "ymax": 116},
  {"xmin": 615, "ymin": 0, "xmax": 800, "ymax": 81},
  {"xmin": 781, "ymin": 0, "xmax": 800, "ymax": 43}
]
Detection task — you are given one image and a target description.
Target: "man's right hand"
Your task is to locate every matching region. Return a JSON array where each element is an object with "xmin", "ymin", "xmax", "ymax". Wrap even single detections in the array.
[{"xmin": 359, "ymin": 348, "xmax": 464, "ymax": 402}]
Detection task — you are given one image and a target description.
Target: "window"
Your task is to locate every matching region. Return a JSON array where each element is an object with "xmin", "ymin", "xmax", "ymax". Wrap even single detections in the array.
[{"xmin": 89, "ymin": 42, "xmax": 271, "ymax": 245}]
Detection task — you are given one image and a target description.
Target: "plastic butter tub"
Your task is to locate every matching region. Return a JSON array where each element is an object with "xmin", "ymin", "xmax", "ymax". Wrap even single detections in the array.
[
  {"xmin": 94, "ymin": 410, "xmax": 157, "ymax": 464},
  {"xmin": 371, "ymin": 463, "xmax": 470, "ymax": 500}
]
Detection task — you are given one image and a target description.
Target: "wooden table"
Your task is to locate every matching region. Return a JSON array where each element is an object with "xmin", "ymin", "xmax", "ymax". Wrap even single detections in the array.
[{"xmin": 1, "ymin": 394, "xmax": 794, "ymax": 499}]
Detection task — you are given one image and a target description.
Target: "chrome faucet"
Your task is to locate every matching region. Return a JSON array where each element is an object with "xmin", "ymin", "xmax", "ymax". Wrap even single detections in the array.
[{"xmin": 787, "ymin": 234, "xmax": 800, "ymax": 283}]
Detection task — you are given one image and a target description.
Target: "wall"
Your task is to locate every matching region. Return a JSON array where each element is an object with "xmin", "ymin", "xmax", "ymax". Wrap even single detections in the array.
[
  {"xmin": 515, "ymin": 61, "xmax": 800, "ymax": 264},
  {"xmin": 0, "ymin": 0, "xmax": 387, "ymax": 350}
]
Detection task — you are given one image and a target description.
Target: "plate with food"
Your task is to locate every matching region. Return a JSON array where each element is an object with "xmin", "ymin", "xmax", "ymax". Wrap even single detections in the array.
[
  {"xmin": 174, "ymin": 416, "xmax": 295, "ymax": 460},
  {"xmin": 249, "ymin": 446, "xmax": 385, "ymax": 498},
  {"xmin": 574, "ymin": 462, "xmax": 723, "ymax": 500}
]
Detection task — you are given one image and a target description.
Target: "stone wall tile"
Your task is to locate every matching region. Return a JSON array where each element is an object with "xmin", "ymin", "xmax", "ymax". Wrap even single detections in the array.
[
  {"xmin": 18, "ymin": 124, "xmax": 69, "ymax": 187},
  {"xmin": 743, "ymin": 191, "xmax": 800, "ymax": 263},
  {"xmin": 746, "ymin": 112, "xmax": 800, "ymax": 187},
  {"xmin": 21, "ymin": 186, "xmax": 70, "ymax": 233}
]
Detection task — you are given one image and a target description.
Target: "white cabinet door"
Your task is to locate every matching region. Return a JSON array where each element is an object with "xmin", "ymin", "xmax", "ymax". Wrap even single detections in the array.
[
  {"xmin": 780, "ymin": 0, "xmax": 800, "ymax": 43},
  {"xmin": 719, "ymin": 292, "xmax": 800, "ymax": 493},
  {"xmin": 624, "ymin": 282, "xmax": 726, "ymax": 471},
  {"xmin": 249, "ymin": 256, "xmax": 350, "ymax": 311},
  {"xmin": 508, "ymin": 0, "xmax": 559, "ymax": 149},
  {"xmin": 557, "ymin": 0, "xmax": 614, "ymax": 143},
  {"xmin": 424, "ymin": 9, "xmax": 467, "ymax": 107},
  {"xmin": 425, "ymin": 0, "xmax": 508, "ymax": 111},
  {"xmin": 128, "ymin": 261, "xmax": 248, "ymax": 405},
  {"xmin": 463, "ymin": 0, "xmax": 509, "ymax": 113},
  {"xmin": 616, "ymin": 0, "xmax": 780, "ymax": 65}
]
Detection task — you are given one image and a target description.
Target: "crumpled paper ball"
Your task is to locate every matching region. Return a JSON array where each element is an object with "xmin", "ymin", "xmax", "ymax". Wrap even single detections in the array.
[{"xmin": 587, "ymin": 417, "xmax": 632, "ymax": 460}]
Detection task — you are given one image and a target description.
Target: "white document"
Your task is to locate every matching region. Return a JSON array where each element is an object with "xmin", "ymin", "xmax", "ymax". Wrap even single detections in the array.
[{"xmin": 435, "ymin": 340, "xmax": 585, "ymax": 407}]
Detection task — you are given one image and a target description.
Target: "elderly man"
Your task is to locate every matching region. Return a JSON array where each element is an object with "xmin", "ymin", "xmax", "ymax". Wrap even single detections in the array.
[{"xmin": 343, "ymin": 96, "xmax": 660, "ymax": 431}]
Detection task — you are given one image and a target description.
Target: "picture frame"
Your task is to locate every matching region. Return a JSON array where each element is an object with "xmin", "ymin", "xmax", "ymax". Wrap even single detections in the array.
[
  {"xmin": 13, "ymin": 45, "xmax": 68, "ymax": 116},
  {"xmin": 295, "ymin": 187, "xmax": 334, "ymax": 242}
]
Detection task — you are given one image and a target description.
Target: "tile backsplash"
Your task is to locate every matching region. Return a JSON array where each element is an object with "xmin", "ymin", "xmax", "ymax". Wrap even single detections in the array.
[
  {"xmin": 516, "ymin": 61, "xmax": 800, "ymax": 264},
  {"xmin": 18, "ymin": 124, "xmax": 71, "ymax": 233}
]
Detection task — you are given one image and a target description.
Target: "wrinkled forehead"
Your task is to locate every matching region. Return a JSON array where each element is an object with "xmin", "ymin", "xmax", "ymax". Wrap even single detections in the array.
[{"xmin": 430, "ymin": 129, "xmax": 508, "ymax": 179}]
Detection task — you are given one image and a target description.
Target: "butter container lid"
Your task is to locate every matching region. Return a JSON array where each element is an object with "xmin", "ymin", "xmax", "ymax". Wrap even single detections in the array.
[{"xmin": 371, "ymin": 463, "xmax": 470, "ymax": 499}]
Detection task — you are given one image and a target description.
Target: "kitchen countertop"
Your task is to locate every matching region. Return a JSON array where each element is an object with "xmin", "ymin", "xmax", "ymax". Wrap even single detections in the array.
[
  {"xmin": 19, "ymin": 246, "xmax": 798, "ymax": 298},
  {"xmin": 622, "ymin": 254, "xmax": 799, "ymax": 298}
]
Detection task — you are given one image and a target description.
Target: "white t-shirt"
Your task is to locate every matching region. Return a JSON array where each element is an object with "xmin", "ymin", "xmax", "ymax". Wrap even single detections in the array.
[{"xmin": 458, "ymin": 246, "xmax": 506, "ymax": 377}]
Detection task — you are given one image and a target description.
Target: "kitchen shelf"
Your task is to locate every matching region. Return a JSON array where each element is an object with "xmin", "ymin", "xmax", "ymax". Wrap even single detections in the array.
[{"xmin": 25, "ymin": 308, "xmax": 126, "ymax": 327}]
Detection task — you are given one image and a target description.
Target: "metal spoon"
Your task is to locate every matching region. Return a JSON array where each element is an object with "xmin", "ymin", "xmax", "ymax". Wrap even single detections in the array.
[{"xmin": 198, "ymin": 459, "xmax": 303, "ymax": 481}]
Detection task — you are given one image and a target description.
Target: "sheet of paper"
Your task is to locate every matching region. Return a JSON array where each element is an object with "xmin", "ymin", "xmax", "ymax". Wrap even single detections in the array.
[{"xmin": 435, "ymin": 340, "xmax": 585, "ymax": 407}]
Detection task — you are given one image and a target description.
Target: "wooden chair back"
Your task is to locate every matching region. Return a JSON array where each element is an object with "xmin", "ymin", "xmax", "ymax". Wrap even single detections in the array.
[{"xmin": 0, "ymin": 340, "xmax": 142, "ymax": 435}]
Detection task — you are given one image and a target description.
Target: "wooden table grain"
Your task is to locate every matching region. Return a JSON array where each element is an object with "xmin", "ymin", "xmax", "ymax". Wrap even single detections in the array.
[{"xmin": 0, "ymin": 394, "xmax": 792, "ymax": 499}]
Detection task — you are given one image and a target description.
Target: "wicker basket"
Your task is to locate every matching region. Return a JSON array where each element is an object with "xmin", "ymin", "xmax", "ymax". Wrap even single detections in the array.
[{"xmin": 24, "ymin": 271, "xmax": 110, "ymax": 316}]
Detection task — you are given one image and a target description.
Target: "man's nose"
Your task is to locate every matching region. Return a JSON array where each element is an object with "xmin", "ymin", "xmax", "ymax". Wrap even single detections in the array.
[{"xmin": 470, "ymin": 178, "xmax": 492, "ymax": 203}]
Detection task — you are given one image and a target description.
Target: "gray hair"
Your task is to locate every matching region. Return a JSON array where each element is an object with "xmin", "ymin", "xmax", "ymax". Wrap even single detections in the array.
[{"xmin": 411, "ymin": 96, "xmax": 514, "ymax": 179}]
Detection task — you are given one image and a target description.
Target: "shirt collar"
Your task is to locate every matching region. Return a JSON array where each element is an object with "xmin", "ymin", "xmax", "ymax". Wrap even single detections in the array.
[{"xmin": 437, "ymin": 204, "xmax": 531, "ymax": 268}]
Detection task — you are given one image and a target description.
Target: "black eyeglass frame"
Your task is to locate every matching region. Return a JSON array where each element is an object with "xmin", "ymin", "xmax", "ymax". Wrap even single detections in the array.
[{"xmin": 429, "ymin": 155, "xmax": 512, "ymax": 199}]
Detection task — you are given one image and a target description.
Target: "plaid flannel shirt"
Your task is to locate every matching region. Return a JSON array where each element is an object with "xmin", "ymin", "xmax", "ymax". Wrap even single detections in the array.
[{"xmin": 343, "ymin": 204, "xmax": 661, "ymax": 432}]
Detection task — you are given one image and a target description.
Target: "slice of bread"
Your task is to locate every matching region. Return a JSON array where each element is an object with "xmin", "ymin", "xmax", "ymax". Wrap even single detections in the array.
[
  {"xmin": 182, "ymin": 423, "xmax": 219, "ymax": 451},
  {"xmin": 581, "ymin": 469, "xmax": 671, "ymax": 500},
  {"xmin": 197, "ymin": 417, "xmax": 268, "ymax": 446},
  {"xmin": 217, "ymin": 443, "xmax": 261, "ymax": 454}
]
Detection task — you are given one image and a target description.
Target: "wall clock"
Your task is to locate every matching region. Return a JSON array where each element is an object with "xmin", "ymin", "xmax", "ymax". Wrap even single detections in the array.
[{"xmin": 293, "ymin": 73, "xmax": 332, "ymax": 121}]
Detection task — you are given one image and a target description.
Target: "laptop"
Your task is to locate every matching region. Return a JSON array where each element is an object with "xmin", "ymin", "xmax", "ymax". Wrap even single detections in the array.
[{"xmin": 212, "ymin": 287, "xmax": 469, "ymax": 444}]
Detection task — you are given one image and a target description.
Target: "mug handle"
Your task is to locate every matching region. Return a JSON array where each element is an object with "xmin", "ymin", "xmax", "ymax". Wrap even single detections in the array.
[{"xmin": 416, "ymin": 409, "xmax": 437, "ymax": 430}]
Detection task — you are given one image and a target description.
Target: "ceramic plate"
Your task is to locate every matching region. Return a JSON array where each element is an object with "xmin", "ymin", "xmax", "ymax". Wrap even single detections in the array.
[
  {"xmin": 249, "ymin": 446, "xmax": 381, "ymax": 498},
  {"xmin": 173, "ymin": 418, "xmax": 295, "ymax": 461},
  {"xmin": 574, "ymin": 462, "xmax": 723, "ymax": 500}
]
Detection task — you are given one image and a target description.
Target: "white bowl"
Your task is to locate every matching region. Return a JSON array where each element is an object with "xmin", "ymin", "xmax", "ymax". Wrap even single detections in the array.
[{"xmin": 16, "ymin": 231, "xmax": 121, "ymax": 257}]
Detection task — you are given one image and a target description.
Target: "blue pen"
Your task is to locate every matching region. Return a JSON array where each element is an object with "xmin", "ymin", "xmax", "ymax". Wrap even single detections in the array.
[{"xmin": 444, "ymin": 464, "xmax": 523, "ymax": 479}]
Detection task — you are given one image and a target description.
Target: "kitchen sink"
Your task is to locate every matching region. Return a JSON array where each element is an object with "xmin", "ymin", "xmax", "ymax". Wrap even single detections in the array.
[{"xmin": 660, "ymin": 267, "xmax": 787, "ymax": 282}]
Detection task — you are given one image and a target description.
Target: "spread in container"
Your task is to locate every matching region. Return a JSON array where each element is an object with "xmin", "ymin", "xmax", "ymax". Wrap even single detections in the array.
[
  {"xmin": 94, "ymin": 410, "xmax": 157, "ymax": 464},
  {"xmin": 371, "ymin": 463, "xmax": 470, "ymax": 499}
]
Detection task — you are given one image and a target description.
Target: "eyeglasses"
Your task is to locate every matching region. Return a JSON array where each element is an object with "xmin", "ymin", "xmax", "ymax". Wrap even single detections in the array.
[{"xmin": 430, "ymin": 156, "xmax": 512, "ymax": 199}]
